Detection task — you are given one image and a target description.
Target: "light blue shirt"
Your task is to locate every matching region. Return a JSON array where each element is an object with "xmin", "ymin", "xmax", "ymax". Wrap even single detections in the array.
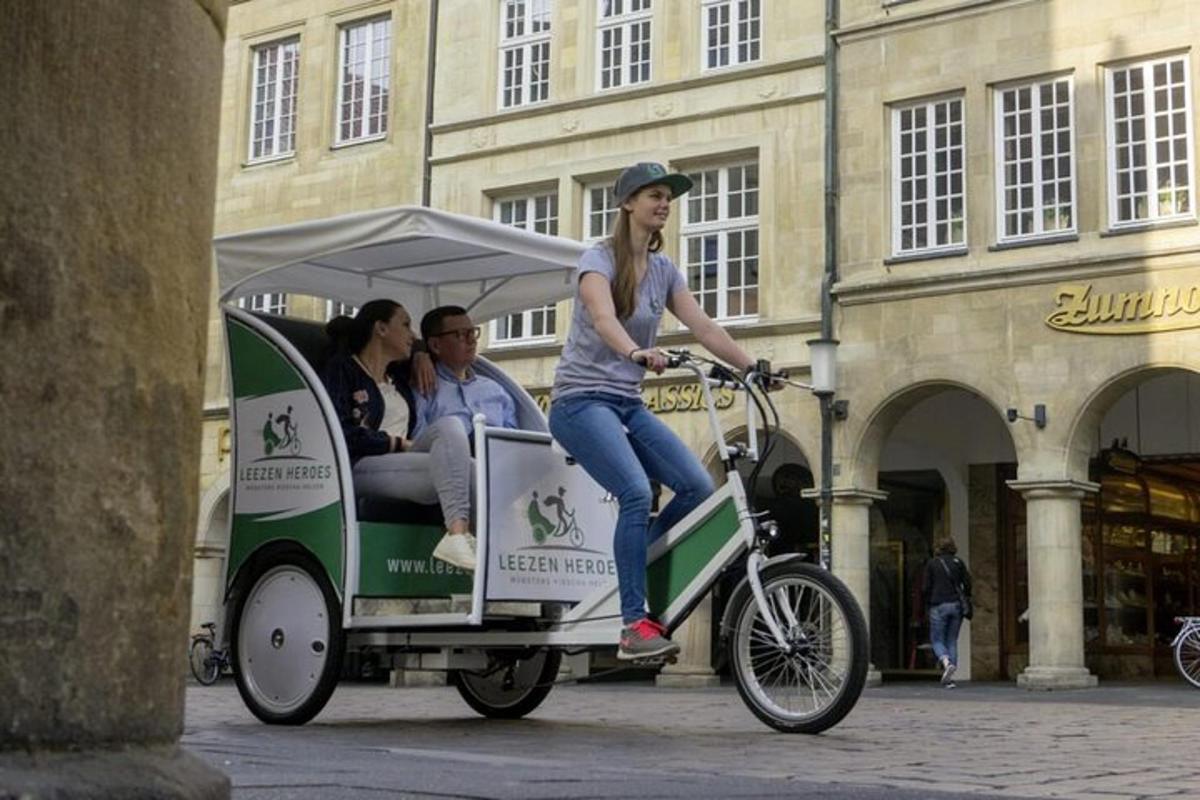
[
  {"xmin": 552, "ymin": 242, "xmax": 685, "ymax": 401},
  {"xmin": 414, "ymin": 362, "xmax": 517, "ymax": 438}
]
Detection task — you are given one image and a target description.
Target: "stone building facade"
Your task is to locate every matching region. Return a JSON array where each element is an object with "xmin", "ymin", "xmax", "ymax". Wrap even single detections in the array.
[
  {"xmin": 196, "ymin": 0, "xmax": 828, "ymax": 688},
  {"xmin": 835, "ymin": 0, "xmax": 1200, "ymax": 686},
  {"xmin": 195, "ymin": 0, "xmax": 1200, "ymax": 686}
]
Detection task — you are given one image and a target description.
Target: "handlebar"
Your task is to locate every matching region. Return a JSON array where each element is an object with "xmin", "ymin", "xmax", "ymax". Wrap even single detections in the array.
[{"xmin": 634, "ymin": 348, "xmax": 803, "ymax": 391}]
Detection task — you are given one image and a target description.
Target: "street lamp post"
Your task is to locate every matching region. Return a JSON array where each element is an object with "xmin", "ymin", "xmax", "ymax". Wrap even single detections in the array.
[{"xmin": 807, "ymin": 338, "xmax": 838, "ymax": 570}]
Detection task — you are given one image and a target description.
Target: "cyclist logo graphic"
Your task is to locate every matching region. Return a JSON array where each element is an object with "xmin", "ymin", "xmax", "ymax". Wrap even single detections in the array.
[
  {"xmin": 527, "ymin": 486, "xmax": 585, "ymax": 549},
  {"xmin": 261, "ymin": 405, "xmax": 302, "ymax": 456}
]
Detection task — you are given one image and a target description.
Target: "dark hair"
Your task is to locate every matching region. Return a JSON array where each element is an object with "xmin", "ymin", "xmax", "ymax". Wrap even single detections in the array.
[
  {"xmin": 420, "ymin": 305, "xmax": 468, "ymax": 343},
  {"xmin": 325, "ymin": 299, "xmax": 402, "ymax": 354},
  {"xmin": 936, "ymin": 538, "xmax": 958, "ymax": 556}
]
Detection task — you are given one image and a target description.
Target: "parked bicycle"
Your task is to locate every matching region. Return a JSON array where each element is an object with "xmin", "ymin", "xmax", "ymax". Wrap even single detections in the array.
[
  {"xmin": 189, "ymin": 622, "xmax": 230, "ymax": 685},
  {"xmin": 1173, "ymin": 616, "xmax": 1200, "ymax": 688}
]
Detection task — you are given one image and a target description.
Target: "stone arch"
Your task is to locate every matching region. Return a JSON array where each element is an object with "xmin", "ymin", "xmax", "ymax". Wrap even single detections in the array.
[
  {"xmin": 1063, "ymin": 362, "xmax": 1200, "ymax": 481},
  {"xmin": 195, "ymin": 472, "xmax": 230, "ymax": 550},
  {"xmin": 700, "ymin": 424, "xmax": 812, "ymax": 473},
  {"xmin": 846, "ymin": 378, "xmax": 1015, "ymax": 490},
  {"xmin": 190, "ymin": 474, "xmax": 231, "ymax": 632}
]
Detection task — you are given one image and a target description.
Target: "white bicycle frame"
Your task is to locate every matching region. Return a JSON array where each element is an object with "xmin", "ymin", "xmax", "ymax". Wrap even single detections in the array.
[{"xmin": 348, "ymin": 359, "xmax": 802, "ymax": 655}]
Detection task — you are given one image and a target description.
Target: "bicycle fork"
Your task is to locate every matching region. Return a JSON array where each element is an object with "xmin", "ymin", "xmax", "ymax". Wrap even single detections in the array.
[{"xmin": 746, "ymin": 549, "xmax": 802, "ymax": 653}]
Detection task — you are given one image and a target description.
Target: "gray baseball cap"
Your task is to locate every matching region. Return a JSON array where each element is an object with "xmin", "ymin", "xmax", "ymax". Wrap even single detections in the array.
[{"xmin": 613, "ymin": 162, "xmax": 693, "ymax": 203}]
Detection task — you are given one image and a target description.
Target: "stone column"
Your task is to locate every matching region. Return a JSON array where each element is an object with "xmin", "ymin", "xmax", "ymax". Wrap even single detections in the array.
[
  {"xmin": 1007, "ymin": 480, "xmax": 1099, "ymax": 690},
  {"xmin": 656, "ymin": 592, "xmax": 721, "ymax": 687},
  {"xmin": 807, "ymin": 487, "xmax": 886, "ymax": 686},
  {"xmin": 0, "ymin": 2, "xmax": 229, "ymax": 797}
]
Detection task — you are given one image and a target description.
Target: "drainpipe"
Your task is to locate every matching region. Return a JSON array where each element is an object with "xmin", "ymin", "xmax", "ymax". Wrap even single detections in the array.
[
  {"xmin": 421, "ymin": 0, "xmax": 440, "ymax": 206},
  {"xmin": 817, "ymin": 0, "xmax": 840, "ymax": 570}
]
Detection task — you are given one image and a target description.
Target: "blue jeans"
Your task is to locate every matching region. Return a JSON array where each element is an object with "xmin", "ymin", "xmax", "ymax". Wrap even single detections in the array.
[
  {"xmin": 549, "ymin": 392, "xmax": 715, "ymax": 624},
  {"xmin": 929, "ymin": 601, "xmax": 963, "ymax": 666}
]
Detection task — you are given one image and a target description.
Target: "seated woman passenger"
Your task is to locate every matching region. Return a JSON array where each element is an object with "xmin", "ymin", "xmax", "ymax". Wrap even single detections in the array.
[
  {"xmin": 413, "ymin": 306, "xmax": 517, "ymax": 440},
  {"xmin": 322, "ymin": 300, "xmax": 479, "ymax": 572}
]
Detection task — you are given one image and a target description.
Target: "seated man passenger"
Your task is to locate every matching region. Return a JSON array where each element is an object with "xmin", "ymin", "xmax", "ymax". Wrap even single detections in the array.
[
  {"xmin": 416, "ymin": 307, "xmax": 518, "ymax": 443},
  {"xmin": 321, "ymin": 300, "xmax": 479, "ymax": 572}
]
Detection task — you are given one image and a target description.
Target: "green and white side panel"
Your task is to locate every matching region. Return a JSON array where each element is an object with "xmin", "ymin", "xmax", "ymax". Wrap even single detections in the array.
[
  {"xmin": 481, "ymin": 429, "xmax": 619, "ymax": 603},
  {"xmin": 357, "ymin": 522, "xmax": 472, "ymax": 597},
  {"xmin": 552, "ymin": 474, "xmax": 750, "ymax": 642},
  {"xmin": 223, "ymin": 308, "xmax": 351, "ymax": 600}
]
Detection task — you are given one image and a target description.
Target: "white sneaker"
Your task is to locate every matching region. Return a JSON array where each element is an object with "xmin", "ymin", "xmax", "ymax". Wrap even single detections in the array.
[
  {"xmin": 433, "ymin": 532, "xmax": 477, "ymax": 572},
  {"xmin": 940, "ymin": 657, "xmax": 957, "ymax": 685}
]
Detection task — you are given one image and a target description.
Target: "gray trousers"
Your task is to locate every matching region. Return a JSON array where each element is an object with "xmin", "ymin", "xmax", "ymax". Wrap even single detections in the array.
[{"xmin": 352, "ymin": 417, "xmax": 474, "ymax": 523}]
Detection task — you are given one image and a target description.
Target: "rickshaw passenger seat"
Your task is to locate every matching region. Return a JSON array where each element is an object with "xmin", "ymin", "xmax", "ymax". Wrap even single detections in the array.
[{"xmin": 250, "ymin": 312, "xmax": 334, "ymax": 374}]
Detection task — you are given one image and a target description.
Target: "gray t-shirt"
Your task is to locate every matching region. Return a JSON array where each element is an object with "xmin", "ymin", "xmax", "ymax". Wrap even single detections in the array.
[{"xmin": 552, "ymin": 242, "xmax": 686, "ymax": 400}]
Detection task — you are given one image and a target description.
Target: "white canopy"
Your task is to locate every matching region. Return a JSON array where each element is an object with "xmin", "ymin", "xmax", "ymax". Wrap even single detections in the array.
[{"xmin": 214, "ymin": 205, "xmax": 588, "ymax": 324}]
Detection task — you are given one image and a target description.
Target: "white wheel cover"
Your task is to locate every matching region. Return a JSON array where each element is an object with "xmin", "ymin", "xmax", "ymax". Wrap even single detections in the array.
[{"xmin": 238, "ymin": 564, "xmax": 332, "ymax": 715}]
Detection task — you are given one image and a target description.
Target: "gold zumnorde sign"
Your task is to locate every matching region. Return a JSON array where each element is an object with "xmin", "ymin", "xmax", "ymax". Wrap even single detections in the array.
[{"xmin": 1046, "ymin": 282, "xmax": 1200, "ymax": 335}]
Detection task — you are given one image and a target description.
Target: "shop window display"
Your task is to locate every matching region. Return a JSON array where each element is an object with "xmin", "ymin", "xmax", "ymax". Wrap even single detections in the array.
[{"xmin": 1003, "ymin": 452, "xmax": 1199, "ymax": 677}]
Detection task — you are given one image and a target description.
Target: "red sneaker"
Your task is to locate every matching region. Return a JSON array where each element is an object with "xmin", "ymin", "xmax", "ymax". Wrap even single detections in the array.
[{"xmin": 618, "ymin": 618, "xmax": 680, "ymax": 661}]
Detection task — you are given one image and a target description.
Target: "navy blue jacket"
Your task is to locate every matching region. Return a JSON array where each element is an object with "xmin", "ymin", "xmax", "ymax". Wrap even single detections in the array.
[{"xmin": 322, "ymin": 354, "xmax": 417, "ymax": 463}]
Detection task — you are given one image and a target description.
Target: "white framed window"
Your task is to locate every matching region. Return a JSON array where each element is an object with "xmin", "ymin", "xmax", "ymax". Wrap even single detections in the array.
[
  {"xmin": 597, "ymin": 0, "xmax": 652, "ymax": 91},
  {"xmin": 240, "ymin": 293, "xmax": 288, "ymax": 316},
  {"xmin": 325, "ymin": 300, "xmax": 358, "ymax": 320},
  {"xmin": 892, "ymin": 95, "xmax": 966, "ymax": 255},
  {"xmin": 583, "ymin": 182, "xmax": 619, "ymax": 242},
  {"xmin": 994, "ymin": 76, "xmax": 1076, "ymax": 242},
  {"xmin": 336, "ymin": 16, "xmax": 391, "ymax": 145},
  {"xmin": 499, "ymin": 0, "xmax": 552, "ymax": 109},
  {"xmin": 1106, "ymin": 54, "xmax": 1194, "ymax": 228},
  {"xmin": 248, "ymin": 37, "xmax": 300, "ymax": 162},
  {"xmin": 680, "ymin": 162, "xmax": 759, "ymax": 321},
  {"xmin": 492, "ymin": 193, "xmax": 559, "ymax": 343},
  {"xmin": 702, "ymin": 0, "xmax": 760, "ymax": 71}
]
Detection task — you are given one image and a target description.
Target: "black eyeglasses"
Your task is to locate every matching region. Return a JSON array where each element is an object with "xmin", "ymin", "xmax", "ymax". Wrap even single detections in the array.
[{"xmin": 435, "ymin": 326, "xmax": 481, "ymax": 343}]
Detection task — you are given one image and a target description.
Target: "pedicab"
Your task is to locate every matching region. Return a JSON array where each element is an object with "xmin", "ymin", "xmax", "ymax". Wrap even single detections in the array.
[{"xmin": 213, "ymin": 205, "xmax": 869, "ymax": 733}]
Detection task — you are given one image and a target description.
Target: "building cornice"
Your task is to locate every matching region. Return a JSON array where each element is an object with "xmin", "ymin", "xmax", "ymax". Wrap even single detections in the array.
[
  {"xmin": 836, "ymin": 0, "xmax": 1039, "ymax": 43},
  {"xmin": 834, "ymin": 244, "xmax": 1200, "ymax": 306},
  {"xmin": 430, "ymin": 56, "xmax": 825, "ymax": 137}
]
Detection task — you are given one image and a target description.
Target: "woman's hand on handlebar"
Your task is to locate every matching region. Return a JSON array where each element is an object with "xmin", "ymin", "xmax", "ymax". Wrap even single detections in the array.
[{"xmin": 631, "ymin": 347, "xmax": 669, "ymax": 374}]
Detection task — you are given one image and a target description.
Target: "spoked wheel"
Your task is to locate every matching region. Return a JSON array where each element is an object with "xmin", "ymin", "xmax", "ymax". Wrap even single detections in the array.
[
  {"xmin": 232, "ymin": 550, "xmax": 344, "ymax": 725},
  {"xmin": 1175, "ymin": 628, "xmax": 1200, "ymax": 689},
  {"xmin": 726, "ymin": 560, "xmax": 869, "ymax": 733},
  {"xmin": 452, "ymin": 648, "xmax": 562, "ymax": 719},
  {"xmin": 189, "ymin": 638, "xmax": 220, "ymax": 685}
]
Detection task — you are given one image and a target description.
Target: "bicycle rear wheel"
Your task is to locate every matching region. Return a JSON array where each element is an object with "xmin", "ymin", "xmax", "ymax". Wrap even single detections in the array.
[
  {"xmin": 1175, "ymin": 628, "xmax": 1200, "ymax": 689},
  {"xmin": 190, "ymin": 637, "xmax": 220, "ymax": 685},
  {"xmin": 725, "ymin": 560, "xmax": 869, "ymax": 733},
  {"xmin": 452, "ymin": 648, "xmax": 561, "ymax": 719}
]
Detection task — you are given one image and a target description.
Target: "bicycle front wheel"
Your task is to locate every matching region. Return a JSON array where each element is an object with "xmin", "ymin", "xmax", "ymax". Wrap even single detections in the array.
[
  {"xmin": 1175, "ymin": 628, "xmax": 1200, "ymax": 689},
  {"xmin": 190, "ymin": 637, "xmax": 220, "ymax": 685},
  {"xmin": 726, "ymin": 560, "xmax": 869, "ymax": 733}
]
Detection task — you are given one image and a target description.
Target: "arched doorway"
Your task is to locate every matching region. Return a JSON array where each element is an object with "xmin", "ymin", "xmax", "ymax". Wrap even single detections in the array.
[
  {"xmin": 860, "ymin": 385, "xmax": 1017, "ymax": 681},
  {"xmin": 190, "ymin": 479, "xmax": 230, "ymax": 633},
  {"xmin": 1063, "ymin": 368, "xmax": 1200, "ymax": 678}
]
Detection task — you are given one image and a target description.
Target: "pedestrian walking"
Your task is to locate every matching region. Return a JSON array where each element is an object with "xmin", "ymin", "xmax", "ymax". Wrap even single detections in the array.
[{"xmin": 922, "ymin": 538, "xmax": 973, "ymax": 687}]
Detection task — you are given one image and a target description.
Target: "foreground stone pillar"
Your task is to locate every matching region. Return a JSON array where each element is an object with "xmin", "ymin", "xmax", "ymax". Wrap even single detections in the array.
[
  {"xmin": 0, "ymin": 2, "xmax": 229, "ymax": 796},
  {"xmin": 1007, "ymin": 480, "xmax": 1099, "ymax": 690},
  {"xmin": 814, "ymin": 488, "xmax": 886, "ymax": 686},
  {"xmin": 656, "ymin": 592, "xmax": 721, "ymax": 688}
]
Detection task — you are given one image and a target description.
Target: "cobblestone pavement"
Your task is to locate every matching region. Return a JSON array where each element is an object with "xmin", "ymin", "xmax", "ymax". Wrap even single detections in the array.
[{"xmin": 184, "ymin": 680, "xmax": 1200, "ymax": 799}]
